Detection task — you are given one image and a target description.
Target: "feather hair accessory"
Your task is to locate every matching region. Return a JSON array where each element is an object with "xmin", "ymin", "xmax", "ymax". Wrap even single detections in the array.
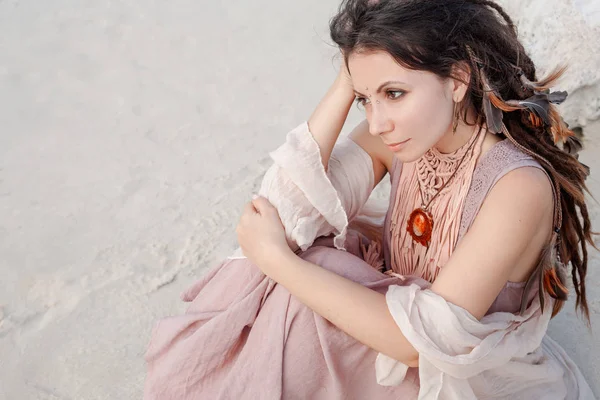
[
  {"xmin": 464, "ymin": 46, "xmax": 580, "ymax": 313},
  {"xmin": 465, "ymin": 46, "xmax": 583, "ymax": 156},
  {"xmin": 465, "ymin": 46, "xmax": 505, "ymax": 134}
]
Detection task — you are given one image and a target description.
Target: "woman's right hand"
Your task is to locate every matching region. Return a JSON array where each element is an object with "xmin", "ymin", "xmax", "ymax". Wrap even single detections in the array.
[{"xmin": 336, "ymin": 53, "xmax": 354, "ymax": 90}]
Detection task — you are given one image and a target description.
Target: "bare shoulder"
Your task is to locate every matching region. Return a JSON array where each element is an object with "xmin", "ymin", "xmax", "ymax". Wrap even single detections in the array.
[
  {"xmin": 347, "ymin": 119, "xmax": 393, "ymax": 186},
  {"xmin": 492, "ymin": 164, "xmax": 554, "ymax": 205},
  {"xmin": 479, "ymin": 164, "xmax": 555, "ymax": 282},
  {"xmin": 483, "ymin": 164, "xmax": 554, "ymax": 233}
]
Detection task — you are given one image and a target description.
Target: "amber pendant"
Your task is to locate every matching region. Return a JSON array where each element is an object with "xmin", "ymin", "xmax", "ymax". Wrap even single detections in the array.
[{"xmin": 406, "ymin": 208, "xmax": 433, "ymax": 247}]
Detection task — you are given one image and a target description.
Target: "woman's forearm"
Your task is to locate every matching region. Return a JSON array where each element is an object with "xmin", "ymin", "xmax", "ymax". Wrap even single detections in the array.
[
  {"xmin": 265, "ymin": 249, "xmax": 419, "ymax": 367},
  {"xmin": 307, "ymin": 74, "xmax": 356, "ymax": 171}
]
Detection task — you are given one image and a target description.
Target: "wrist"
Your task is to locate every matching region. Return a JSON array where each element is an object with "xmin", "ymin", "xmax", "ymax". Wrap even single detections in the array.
[
  {"xmin": 333, "ymin": 72, "xmax": 355, "ymax": 98},
  {"xmin": 263, "ymin": 246, "xmax": 300, "ymax": 280}
]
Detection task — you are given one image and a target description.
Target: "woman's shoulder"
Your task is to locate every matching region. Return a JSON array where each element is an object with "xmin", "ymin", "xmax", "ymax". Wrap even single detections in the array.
[
  {"xmin": 478, "ymin": 136, "xmax": 554, "ymax": 224},
  {"xmin": 347, "ymin": 119, "xmax": 393, "ymax": 184}
]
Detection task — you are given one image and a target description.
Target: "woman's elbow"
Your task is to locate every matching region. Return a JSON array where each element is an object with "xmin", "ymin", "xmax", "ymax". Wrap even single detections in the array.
[
  {"xmin": 404, "ymin": 356, "xmax": 419, "ymax": 368},
  {"xmin": 387, "ymin": 348, "xmax": 419, "ymax": 368}
]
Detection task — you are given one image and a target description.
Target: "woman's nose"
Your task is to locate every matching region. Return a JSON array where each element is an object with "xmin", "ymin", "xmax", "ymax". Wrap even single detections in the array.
[{"xmin": 368, "ymin": 106, "xmax": 393, "ymax": 136}]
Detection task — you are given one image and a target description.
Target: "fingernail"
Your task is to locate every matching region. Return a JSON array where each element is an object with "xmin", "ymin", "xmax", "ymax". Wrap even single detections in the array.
[{"xmin": 252, "ymin": 194, "xmax": 259, "ymax": 200}]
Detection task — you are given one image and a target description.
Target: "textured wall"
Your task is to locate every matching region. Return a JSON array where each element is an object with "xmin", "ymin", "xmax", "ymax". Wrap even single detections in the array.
[{"xmin": 496, "ymin": 0, "xmax": 600, "ymax": 127}]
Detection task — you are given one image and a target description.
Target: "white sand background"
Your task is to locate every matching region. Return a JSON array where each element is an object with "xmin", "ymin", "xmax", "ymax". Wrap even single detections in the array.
[{"xmin": 0, "ymin": 1, "xmax": 598, "ymax": 399}]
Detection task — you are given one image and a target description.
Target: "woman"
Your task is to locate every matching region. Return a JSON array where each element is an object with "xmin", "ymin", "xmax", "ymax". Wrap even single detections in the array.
[{"xmin": 144, "ymin": 0, "xmax": 596, "ymax": 398}]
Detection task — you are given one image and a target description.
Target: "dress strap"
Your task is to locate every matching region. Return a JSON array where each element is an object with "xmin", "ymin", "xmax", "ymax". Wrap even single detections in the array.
[{"xmin": 457, "ymin": 140, "xmax": 546, "ymax": 241}]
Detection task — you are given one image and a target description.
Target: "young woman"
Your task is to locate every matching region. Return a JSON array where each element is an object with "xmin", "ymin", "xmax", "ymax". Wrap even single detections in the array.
[{"xmin": 144, "ymin": 0, "xmax": 596, "ymax": 398}]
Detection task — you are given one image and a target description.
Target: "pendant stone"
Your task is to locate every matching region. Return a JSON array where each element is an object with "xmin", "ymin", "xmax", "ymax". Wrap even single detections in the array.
[{"xmin": 407, "ymin": 208, "xmax": 433, "ymax": 246}]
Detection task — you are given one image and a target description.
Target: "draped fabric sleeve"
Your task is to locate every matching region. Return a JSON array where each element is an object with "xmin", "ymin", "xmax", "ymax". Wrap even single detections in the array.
[
  {"xmin": 257, "ymin": 121, "xmax": 376, "ymax": 252},
  {"xmin": 374, "ymin": 278, "xmax": 595, "ymax": 400}
]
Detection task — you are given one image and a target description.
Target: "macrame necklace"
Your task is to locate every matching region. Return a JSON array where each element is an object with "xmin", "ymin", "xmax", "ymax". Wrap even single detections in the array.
[{"xmin": 407, "ymin": 125, "xmax": 482, "ymax": 247}]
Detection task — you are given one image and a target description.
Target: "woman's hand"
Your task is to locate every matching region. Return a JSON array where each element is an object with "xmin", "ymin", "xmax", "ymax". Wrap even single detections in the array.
[
  {"xmin": 236, "ymin": 195, "xmax": 295, "ymax": 273},
  {"xmin": 336, "ymin": 52, "xmax": 353, "ymax": 89}
]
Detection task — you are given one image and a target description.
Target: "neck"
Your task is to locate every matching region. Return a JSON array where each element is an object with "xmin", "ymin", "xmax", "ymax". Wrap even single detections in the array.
[{"xmin": 434, "ymin": 108, "xmax": 483, "ymax": 154}]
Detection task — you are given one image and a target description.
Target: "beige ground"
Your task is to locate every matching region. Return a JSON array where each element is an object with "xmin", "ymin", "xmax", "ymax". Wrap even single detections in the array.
[{"xmin": 0, "ymin": 1, "xmax": 598, "ymax": 398}]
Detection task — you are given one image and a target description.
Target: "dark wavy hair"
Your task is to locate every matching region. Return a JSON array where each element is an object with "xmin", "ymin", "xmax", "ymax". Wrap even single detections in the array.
[{"xmin": 330, "ymin": 0, "xmax": 596, "ymax": 322}]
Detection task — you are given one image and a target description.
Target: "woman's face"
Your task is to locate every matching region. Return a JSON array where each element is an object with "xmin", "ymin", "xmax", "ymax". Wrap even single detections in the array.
[{"xmin": 347, "ymin": 50, "xmax": 458, "ymax": 162}]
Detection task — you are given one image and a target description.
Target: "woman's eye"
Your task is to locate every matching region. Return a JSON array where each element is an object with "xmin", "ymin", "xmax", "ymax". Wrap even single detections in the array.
[
  {"xmin": 355, "ymin": 92, "xmax": 402, "ymax": 110},
  {"xmin": 387, "ymin": 90, "xmax": 404, "ymax": 100},
  {"xmin": 355, "ymin": 97, "xmax": 370, "ymax": 106}
]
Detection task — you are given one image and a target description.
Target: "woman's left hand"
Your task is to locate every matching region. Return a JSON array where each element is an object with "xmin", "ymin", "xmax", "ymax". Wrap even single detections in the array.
[{"xmin": 236, "ymin": 195, "xmax": 295, "ymax": 273}]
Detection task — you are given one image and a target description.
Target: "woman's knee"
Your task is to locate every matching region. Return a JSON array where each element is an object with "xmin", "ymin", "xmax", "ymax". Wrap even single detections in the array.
[{"xmin": 299, "ymin": 245, "xmax": 384, "ymax": 283}]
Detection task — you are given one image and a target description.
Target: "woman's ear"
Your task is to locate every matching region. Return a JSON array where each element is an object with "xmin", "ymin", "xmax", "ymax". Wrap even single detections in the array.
[{"xmin": 450, "ymin": 61, "xmax": 472, "ymax": 102}]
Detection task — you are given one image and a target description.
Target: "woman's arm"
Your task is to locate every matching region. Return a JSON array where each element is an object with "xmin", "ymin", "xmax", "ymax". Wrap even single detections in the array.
[
  {"xmin": 348, "ymin": 119, "xmax": 393, "ymax": 185},
  {"xmin": 254, "ymin": 166, "xmax": 553, "ymax": 366},
  {"xmin": 308, "ymin": 65, "xmax": 392, "ymax": 182},
  {"xmin": 429, "ymin": 166, "xmax": 554, "ymax": 319},
  {"xmin": 265, "ymin": 247, "xmax": 420, "ymax": 367},
  {"xmin": 307, "ymin": 63, "xmax": 356, "ymax": 172},
  {"xmin": 255, "ymin": 66, "xmax": 391, "ymax": 254}
]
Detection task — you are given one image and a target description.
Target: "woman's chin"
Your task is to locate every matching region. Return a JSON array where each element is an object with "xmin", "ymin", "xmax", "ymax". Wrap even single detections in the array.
[{"xmin": 393, "ymin": 149, "xmax": 424, "ymax": 164}]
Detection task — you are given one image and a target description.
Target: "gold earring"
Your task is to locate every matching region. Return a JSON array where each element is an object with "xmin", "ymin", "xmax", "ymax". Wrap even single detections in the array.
[{"xmin": 452, "ymin": 101, "xmax": 460, "ymax": 134}]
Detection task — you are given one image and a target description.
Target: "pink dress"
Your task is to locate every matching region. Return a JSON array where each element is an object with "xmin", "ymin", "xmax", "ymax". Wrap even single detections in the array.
[{"xmin": 143, "ymin": 137, "xmax": 544, "ymax": 399}]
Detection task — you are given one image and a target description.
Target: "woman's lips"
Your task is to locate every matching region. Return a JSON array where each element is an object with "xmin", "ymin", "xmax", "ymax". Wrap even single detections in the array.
[{"xmin": 386, "ymin": 138, "xmax": 411, "ymax": 151}]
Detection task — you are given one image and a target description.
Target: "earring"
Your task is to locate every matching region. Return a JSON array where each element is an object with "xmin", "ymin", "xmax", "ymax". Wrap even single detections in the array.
[{"xmin": 452, "ymin": 101, "xmax": 460, "ymax": 134}]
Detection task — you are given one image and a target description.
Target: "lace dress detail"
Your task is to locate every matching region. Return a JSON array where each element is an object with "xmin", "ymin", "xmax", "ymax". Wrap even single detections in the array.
[{"xmin": 388, "ymin": 129, "xmax": 486, "ymax": 282}]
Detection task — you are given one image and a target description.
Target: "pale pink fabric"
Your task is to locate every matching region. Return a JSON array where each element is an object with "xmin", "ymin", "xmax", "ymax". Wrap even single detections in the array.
[
  {"xmin": 258, "ymin": 121, "xmax": 375, "ymax": 252},
  {"xmin": 144, "ymin": 232, "xmax": 420, "ymax": 399},
  {"xmin": 227, "ymin": 120, "xmax": 384, "ymax": 261},
  {"xmin": 143, "ymin": 122, "xmax": 594, "ymax": 399}
]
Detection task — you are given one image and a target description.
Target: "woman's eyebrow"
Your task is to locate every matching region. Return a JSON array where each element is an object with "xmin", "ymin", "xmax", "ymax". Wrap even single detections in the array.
[{"xmin": 353, "ymin": 80, "xmax": 409, "ymax": 96}]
